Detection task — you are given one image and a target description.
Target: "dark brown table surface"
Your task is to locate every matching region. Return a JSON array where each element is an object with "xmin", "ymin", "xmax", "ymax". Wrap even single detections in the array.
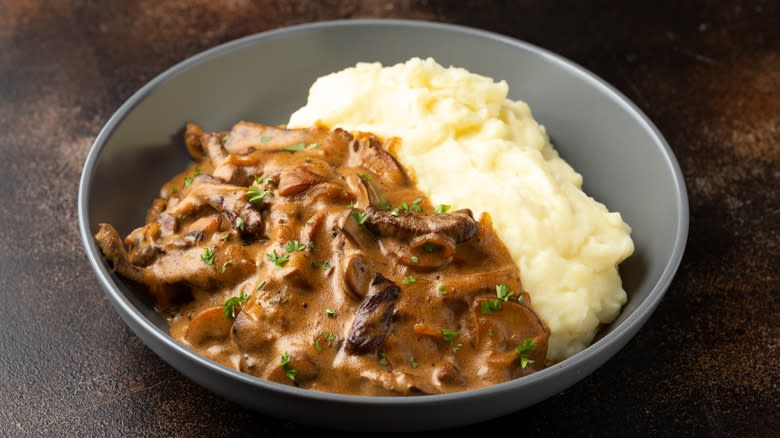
[{"xmin": 1, "ymin": 1, "xmax": 778, "ymax": 436}]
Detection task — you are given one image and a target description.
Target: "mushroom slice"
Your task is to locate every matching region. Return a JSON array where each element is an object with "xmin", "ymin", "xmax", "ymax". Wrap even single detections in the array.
[
  {"xmin": 343, "ymin": 254, "xmax": 371, "ymax": 300},
  {"xmin": 262, "ymin": 349, "xmax": 321, "ymax": 385},
  {"xmin": 184, "ymin": 306, "xmax": 233, "ymax": 347},
  {"xmin": 472, "ymin": 297, "xmax": 549, "ymax": 375},
  {"xmin": 345, "ymin": 273, "xmax": 401, "ymax": 355}
]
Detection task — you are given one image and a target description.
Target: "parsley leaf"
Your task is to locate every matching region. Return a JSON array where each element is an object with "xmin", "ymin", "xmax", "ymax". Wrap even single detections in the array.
[
  {"xmin": 402, "ymin": 275, "xmax": 416, "ymax": 285},
  {"xmin": 358, "ymin": 172, "xmax": 371, "ymax": 181},
  {"xmin": 223, "ymin": 290, "xmax": 248, "ymax": 318},
  {"xmin": 434, "ymin": 204, "xmax": 451, "ymax": 214},
  {"xmin": 438, "ymin": 285, "xmax": 447, "ymax": 295},
  {"xmin": 282, "ymin": 143, "xmax": 306, "ymax": 152},
  {"xmin": 200, "ymin": 247, "xmax": 215, "ymax": 267},
  {"xmin": 515, "ymin": 338, "xmax": 536, "ymax": 369},
  {"xmin": 496, "ymin": 284, "xmax": 513, "ymax": 301},
  {"xmin": 183, "ymin": 176, "xmax": 193, "ymax": 187},
  {"xmin": 247, "ymin": 185, "xmax": 268, "ymax": 204},
  {"xmin": 410, "ymin": 198, "xmax": 423, "ymax": 212},
  {"xmin": 260, "ymin": 135, "xmax": 273, "ymax": 143},
  {"xmin": 408, "ymin": 356, "xmax": 418, "ymax": 369},
  {"xmin": 285, "ymin": 240, "xmax": 307, "ymax": 252},
  {"xmin": 325, "ymin": 308, "xmax": 337, "ymax": 318},
  {"xmin": 280, "ymin": 352, "xmax": 297, "ymax": 382},
  {"xmin": 255, "ymin": 280, "xmax": 266, "ymax": 291},
  {"xmin": 452, "ymin": 343, "xmax": 463, "ymax": 353},
  {"xmin": 235, "ymin": 217, "xmax": 245, "ymax": 231},
  {"xmin": 379, "ymin": 352, "xmax": 389, "ymax": 366},
  {"xmin": 352, "ymin": 210, "xmax": 369, "ymax": 225},
  {"xmin": 410, "ymin": 256, "xmax": 419, "ymax": 264},
  {"xmin": 441, "ymin": 328, "xmax": 460, "ymax": 344},
  {"xmin": 266, "ymin": 249, "xmax": 289, "ymax": 267},
  {"xmin": 320, "ymin": 261, "xmax": 332, "ymax": 271}
]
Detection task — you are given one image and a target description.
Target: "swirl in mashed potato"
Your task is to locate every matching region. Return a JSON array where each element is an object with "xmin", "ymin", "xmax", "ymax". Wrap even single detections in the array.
[{"xmin": 289, "ymin": 57, "xmax": 634, "ymax": 361}]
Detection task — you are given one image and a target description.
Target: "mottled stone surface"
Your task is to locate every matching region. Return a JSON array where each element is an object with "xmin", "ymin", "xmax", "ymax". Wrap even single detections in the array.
[{"xmin": 0, "ymin": 1, "xmax": 777, "ymax": 436}]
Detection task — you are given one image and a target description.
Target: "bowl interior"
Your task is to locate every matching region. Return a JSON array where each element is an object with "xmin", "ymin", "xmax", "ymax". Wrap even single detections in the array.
[{"xmin": 80, "ymin": 20, "xmax": 687, "ymax": 429}]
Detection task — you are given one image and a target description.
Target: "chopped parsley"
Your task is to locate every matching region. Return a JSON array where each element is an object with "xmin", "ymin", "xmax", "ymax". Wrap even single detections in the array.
[
  {"xmin": 434, "ymin": 204, "xmax": 451, "ymax": 214},
  {"xmin": 260, "ymin": 135, "xmax": 273, "ymax": 143},
  {"xmin": 314, "ymin": 341, "xmax": 322, "ymax": 352},
  {"xmin": 320, "ymin": 261, "xmax": 332, "ymax": 271},
  {"xmin": 282, "ymin": 143, "xmax": 318, "ymax": 152},
  {"xmin": 441, "ymin": 328, "xmax": 460, "ymax": 344},
  {"xmin": 282, "ymin": 143, "xmax": 306, "ymax": 152},
  {"xmin": 423, "ymin": 243, "xmax": 438, "ymax": 253},
  {"xmin": 438, "ymin": 285, "xmax": 447, "ymax": 295},
  {"xmin": 515, "ymin": 338, "xmax": 536, "ymax": 369},
  {"xmin": 254, "ymin": 175, "xmax": 276, "ymax": 186},
  {"xmin": 321, "ymin": 332, "xmax": 336, "ymax": 343},
  {"xmin": 280, "ymin": 352, "xmax": 297, "ymax": 382},
  {"xmin": 487, "ymin": 329, "xmax": 494, "ymax": 337},
  {"xmin": 223, "ymin": 290, "xmax": 248, "ymax": 318},
  {"xmin": 452, "ymin": 343, "xmax": 463, "ymax": 353},
  {"xmin": 247, "ymin": 185, "xmax": 268, "ymax": 204},
  {"xmin": 410, "ymin": 256, "xmax": 419, "ymax": 264},
  {"xmin": 402, "ymin": 275, "xmax": 416, "ymax": 285},
  {"xmin": 266, "ymin": 249, "xmax": 289, "ymax": 267},
  {"xmin": 183, "ymin": 176, "xmax": 193, "ymax": 187},
  {"xmin": 480, "ymin": 299, "xmax": 502, "ymax": 315},
  {"xmin": 390, "ymin": 202, "xmax": 409, "ymax": 216},
  {"xmin": 222, "ymin": 135, "xmax": 229, "ymax": 143},
  {"xmin": 352, "ymin": 210, "xmax": 369, "ymax": 225},
  {"xmin": 200, "ymin": 247, "xmax": 215, "ymax": 267},
  {"xmin": 358, "ymin": 172, "xmax": 371, "ymax": 181},
  {"xmin": 408, "ymin": 356, "xmax": 418, "ymax": 369},
  {"xmin": 379, "ymin": 352, "xmax": 389, "ymax": 366},
  {"xmin": 235, "ymin": 217, "xmax": 245, "ymax": 231},
  {"xmin": 410, "ymin": 198, "xmax": 423, "ymax": 212},
  {"xmin": 307, "ymin": 241, "xmax": 317, "ymax": 251},
  {"xmin": 285, "ymin": 240, "xmax": 307, "ymax": 252},
  {"xmin": 325, "ymin": 308, "xmax": 337, "ymax": 318},
  {"xmin": 255, "ymin": 280, "xmax": 266, "ymax": 291},
  {"xmin": 496, "ymin": 284, "xmax": 513, "ymax": 301},
  {"xmin": 194, "ymin": 167, "xmax": 201, "ymax": 176}
]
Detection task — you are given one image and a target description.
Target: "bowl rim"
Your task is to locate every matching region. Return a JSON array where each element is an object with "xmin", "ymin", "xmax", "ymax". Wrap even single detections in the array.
[{"xmin": 78, "ymin": 18, "xmax": 689, "ymax": 406}]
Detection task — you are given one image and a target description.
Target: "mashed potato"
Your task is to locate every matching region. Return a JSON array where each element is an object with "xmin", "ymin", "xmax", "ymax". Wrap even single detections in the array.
[{"xmin": 289, "ymin": 57, "xmax": 634, "ymax": 361}]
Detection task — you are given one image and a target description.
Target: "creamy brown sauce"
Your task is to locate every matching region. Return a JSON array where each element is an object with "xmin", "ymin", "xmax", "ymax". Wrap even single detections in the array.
[{"xmin": 95, "ymin": 121, "xmax": 550, "ymax": 395}]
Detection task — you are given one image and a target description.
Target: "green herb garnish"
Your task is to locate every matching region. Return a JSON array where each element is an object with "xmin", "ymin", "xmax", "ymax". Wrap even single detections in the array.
[
  {"xmin": 223, "ymin": 290, "xmax": 248, "ymax": 318},
  {"xmin": 410, "ymin": 256, "xmax": 419, "ymax": 264},
  {"xmin": 408, "ymin": 356, "xmax": 418, "ymax": 369},
  {"xmin": 220, "ymin": 259, "xmax": 232, "ymax": 273},
  {"xmin": 515, "ymin": 338, "xmax": 536, "ymax": 369},
  {"xmin": 496, "ymin": 284, "xmax": 513, "ymax": 301},
  {"xmin": 325, "ymin": 308, "xmax": 337, "ymax": 318},
  {"xmin": 434, "ymin": 204, "xmax": 451, "ymax": 214},
  {"xmin": 266, "ymin": 249, "xmax": 289, "ymax": 267},
  {"xmin": 320, "ymin": 261, "xmax": 332, "ymax": 271},
  {"xmin": 247, "ymin": 185, "xmax": 268, "ymax": 204},
  {"xmin": 280, "ymin": 352, "xmax": 297, "ymax": 382},
  {"xmin": 410, "ymin": 198, "xmax": 423, "ymax": 212},
  {"xmin": 235, "ymin": 217, "xmax": 245, "ymax": 231},
  {"xmin": 285, "ymin": 240, "xmax": 307, "ymax": 252},
  {"xmin": 402, "ymin": 275, "xmax": 416, "ymax": 285},
  {"xmin": 379, "ymin": 352, "xmax": 389, "ymax": 366},
  {"xmin": 260, "ymin": 135, "xmax": 273, "ymax": 143},
  {"xmin": 441, "ymin": 328, "xmax": 460, "ymax": 344},
  {"xmin": 352, "ymin": 210, "xmax": 369, "ymax": 225},
  {"xmin": 358, "ymin": 172, "xmax": 371, "ymax": 181},
  {"xmin": 200, "ymin": 247, "xmax": 215, "ymax": 267}
]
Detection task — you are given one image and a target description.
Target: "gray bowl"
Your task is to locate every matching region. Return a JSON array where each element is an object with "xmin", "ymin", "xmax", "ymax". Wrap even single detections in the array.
[{"xmin": 78, "ymin": 19, "xmax": 688, "ymax": 431}]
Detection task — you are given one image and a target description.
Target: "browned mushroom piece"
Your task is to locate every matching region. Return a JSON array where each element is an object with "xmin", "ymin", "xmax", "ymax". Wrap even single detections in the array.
[
  {"xmin": 183, "ymin": 306, "xmax": 234, "ymax": 347},
  {"xmin": 349, "ymin": 133, "xmax": 409, "ymax": 186},
  {"xmin": 345, "ymin": 273, "xmax": 401, "ymax": 355},
  {"xmin": 262, "ymin": 349, "xmax": 321, "ymax": 385},
  {"xmin": 277, "ymin": 167, "xmax": 322, "ymax": 196},
  {"xmin": 472, "ymin": 296, "xmax": 549, "ymax": 375},
  {"xmin": 95, "ymin": 223, "xmax": 145, "ymax": 284},
  {"xmin": 343, "ymin": 254, "xmax": 372, "ymax": 300}
]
